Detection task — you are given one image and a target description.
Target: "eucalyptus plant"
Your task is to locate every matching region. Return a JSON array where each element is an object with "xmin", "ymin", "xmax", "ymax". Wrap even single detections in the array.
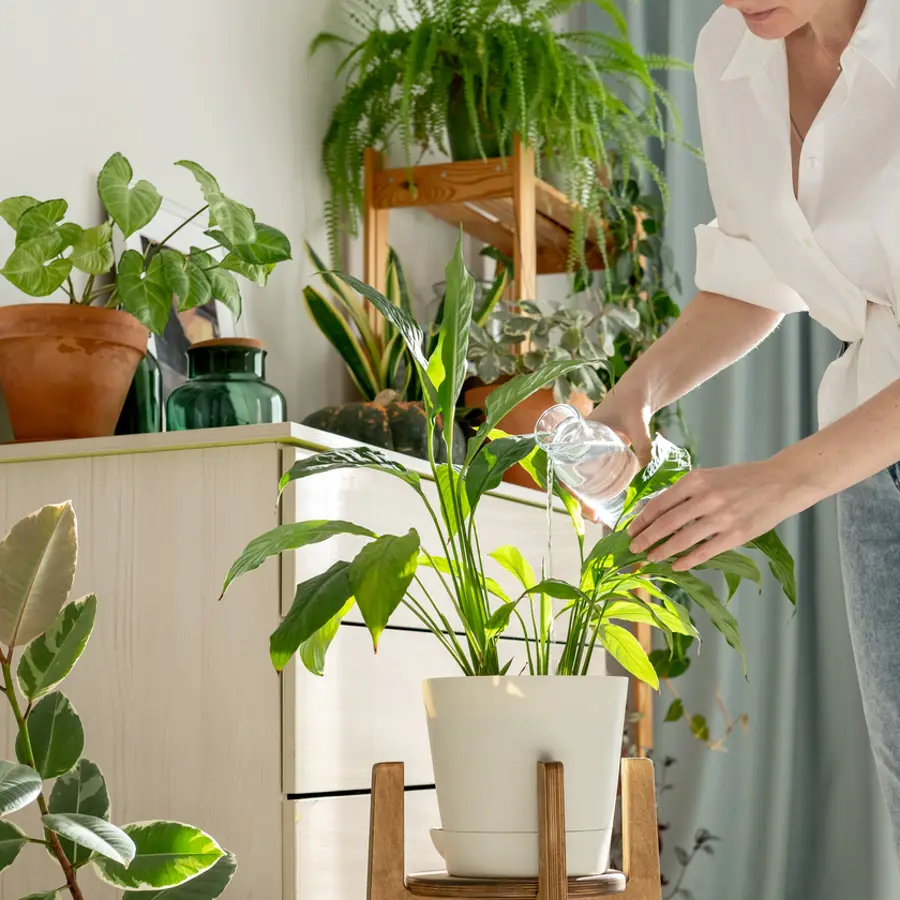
[
  {"xmin": 0, "ymin": 153, "xmax": 291, "ymax": 334},
  {"xmin": 220, "ymin": 234, "xmax": 795, "ymax": 686},
  {"xmin": 313, "ymin": 0, "xmax": 687, "ymax": 263},
  {"xmin": 0, "ymin": 502, "xmax": 235, "ymax": 900}
]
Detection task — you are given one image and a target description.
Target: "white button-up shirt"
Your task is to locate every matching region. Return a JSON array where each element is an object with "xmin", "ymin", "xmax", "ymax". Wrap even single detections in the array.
[{"xmin": 693, "ymin": 0, "xmax": 900, "ymax": 427}]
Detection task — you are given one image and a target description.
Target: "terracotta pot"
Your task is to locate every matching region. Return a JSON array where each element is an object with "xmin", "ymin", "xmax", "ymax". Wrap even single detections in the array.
[
  {"xmin": 464, "ymin": 382, "xmax": 594, "ymax": 490},
  {"xmin": 0, "ymin": 304, "xmax": 149, "ymax": 442}
]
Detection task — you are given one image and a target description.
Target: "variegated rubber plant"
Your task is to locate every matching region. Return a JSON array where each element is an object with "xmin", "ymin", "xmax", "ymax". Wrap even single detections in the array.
[
  {"xmin": 222, "ymin": 233, "xmax": 795, "ymax": 686},
  {"xmin": 0, "ymin": 503, "xmax": 235, "ymax": 900}
]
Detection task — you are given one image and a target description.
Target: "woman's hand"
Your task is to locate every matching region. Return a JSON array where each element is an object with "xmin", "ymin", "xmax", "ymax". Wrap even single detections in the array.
[
  {"xmin": 627, "ymin": 458, "xmax": 808, "ymax": 570},
  {"xmin": 587, "ymin": 385, "xmax": 654, "ymax": 464}
]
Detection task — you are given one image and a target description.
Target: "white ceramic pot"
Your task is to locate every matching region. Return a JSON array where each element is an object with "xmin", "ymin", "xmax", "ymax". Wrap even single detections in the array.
[{"xmin": 422, "ymin": 675, "xmax": 628, "ymax": 878}]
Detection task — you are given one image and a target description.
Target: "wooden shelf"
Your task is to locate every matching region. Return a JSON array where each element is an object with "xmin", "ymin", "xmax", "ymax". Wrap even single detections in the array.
[{"xmin": 363, "ymin": 139, "xmax": 610, "ymax": 314}]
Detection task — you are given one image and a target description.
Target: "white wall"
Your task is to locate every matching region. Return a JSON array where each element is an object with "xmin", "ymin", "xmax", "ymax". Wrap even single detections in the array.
[{"xmin": 0, "ymin": 0, "xmax": 469, "ymax": 421}]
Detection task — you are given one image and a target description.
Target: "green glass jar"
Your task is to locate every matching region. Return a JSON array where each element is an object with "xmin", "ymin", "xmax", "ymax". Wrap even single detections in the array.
[
  {"xmin": 165, "ymin": 338, "xmax": 286, "ymax": 432},
  {"xmin": 116, "ymin": 347, "xmax": 163, "ymax": 435}
]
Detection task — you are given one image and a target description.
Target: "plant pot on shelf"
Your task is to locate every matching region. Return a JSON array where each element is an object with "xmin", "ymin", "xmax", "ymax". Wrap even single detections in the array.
[
  {"xmin": 0, "ymin": 304, "xmax": 149, "ymax": 442},
  {"xmin": 302, "ymin": 390, "xmax": 465, "ymax": 464},
  {"xmin": 464, "ymin": 381, "xmax": 594, "ymax": 489},
  {"xmin": 446, "ymin": 78, "xmax": 502, "ymax": 162},
  {"xmin": 424, "ymin": 675, "xmax": 628, "ymax": 878}
]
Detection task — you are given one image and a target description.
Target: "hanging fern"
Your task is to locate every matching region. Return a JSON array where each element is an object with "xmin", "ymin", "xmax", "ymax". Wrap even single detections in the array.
[{"xmin": 314, "ymin": 0, "xmax": 689, "ymax": 265}]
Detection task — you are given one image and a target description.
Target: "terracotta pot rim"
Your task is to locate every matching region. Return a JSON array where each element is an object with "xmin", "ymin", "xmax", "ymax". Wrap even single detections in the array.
[{"xmin": 0, "ymin": 303, "xmax": 149, "ymax": 353}]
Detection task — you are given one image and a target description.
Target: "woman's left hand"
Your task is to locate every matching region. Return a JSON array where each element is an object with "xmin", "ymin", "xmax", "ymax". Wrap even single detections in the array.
[{"xmin": 628, "ymin": 459, "xmax": 805, "ymax": 570}]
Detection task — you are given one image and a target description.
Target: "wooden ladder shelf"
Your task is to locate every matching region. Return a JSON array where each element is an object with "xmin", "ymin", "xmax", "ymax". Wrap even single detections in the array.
[
  {"xmin": 366, "ymin": 759, "xmax": 661, "ymax": 900},
  {"xmin": 363, "ymin": 140, "xmax": 610, "ymax": 308}
]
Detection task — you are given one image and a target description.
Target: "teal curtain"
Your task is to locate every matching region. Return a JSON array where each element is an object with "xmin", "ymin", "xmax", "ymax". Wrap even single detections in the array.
[{"xmin": 583, "ymin": 2, "xmax": 900, "ymax": 897}]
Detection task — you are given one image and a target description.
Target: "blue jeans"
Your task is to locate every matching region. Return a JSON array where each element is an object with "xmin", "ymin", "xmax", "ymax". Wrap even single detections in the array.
[{"xmin": 837, "ymin": 463, "xmax": 900, "ymax": 856}]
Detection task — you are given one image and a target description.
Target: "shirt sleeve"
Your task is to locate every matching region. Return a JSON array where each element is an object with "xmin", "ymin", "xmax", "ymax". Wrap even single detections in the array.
[{"xmin": 693, "ymin": 23, "xmax": 807, "ymax": 314}]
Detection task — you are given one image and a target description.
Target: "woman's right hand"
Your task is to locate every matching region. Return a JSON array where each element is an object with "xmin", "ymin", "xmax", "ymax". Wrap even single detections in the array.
[{"xmin": 588, "ymin": 384, "xmax": 654, "ymax": 466}]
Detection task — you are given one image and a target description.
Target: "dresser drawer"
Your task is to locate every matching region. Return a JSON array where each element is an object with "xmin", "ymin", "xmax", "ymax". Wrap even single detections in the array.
[
  {"xmin": 280, "ymin": 449, "xmax": 599, "ymax": 637},
  {"xmin": 286, "ymin": 788, "xmax": 442, "ymax": 900}
]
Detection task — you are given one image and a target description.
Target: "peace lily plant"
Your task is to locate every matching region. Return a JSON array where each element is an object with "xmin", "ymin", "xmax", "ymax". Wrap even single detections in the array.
[
  {"xmin": 0, "ymin": 503, "xmax": 235, "ymax": 900},
  {"xmin": 221, "ymin": 234, "xmax": 795, "ymax": 686}
]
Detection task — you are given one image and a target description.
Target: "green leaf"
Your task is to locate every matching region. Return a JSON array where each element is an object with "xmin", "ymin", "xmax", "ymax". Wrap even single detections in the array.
[
  {"xmin": 435, "ymin": 465, "xmax": 470, "ymax": 538},
  {"xmin": 349, "ymin": 530, "xmax": 419, "ymax": 649},
  {"xmin": 0, "ymin": 760, "xmax": 41, "ymax": 815},
  {"xmin": 745, "ymin": 529, "xmax": 796, "ymax": 605},
  {"xmin": 191, "ymin": 249, "xmax": 242, "ymax": 318},
  {"xmin": 1, "ymin": 231, "xmax": 73, "ymax": 297},
  {"xmin": 221, "ymin": 520, "xmax": 376, "ymax": 598},
  {"xmin": 92, "ymin": 821, "xmax": 223, "ymax": 890},
  {"xmin": 0, "ymin": 820, "xmax": 27, "ymax": 871},
  {"xmin": 158, "ymin": 250, "xmax": 190, "ymax": 305},
  {"xmin": 204, "ymin": 229, "xmax": 232, "ymax": 250},
  {"xmin": 438, "ymin": 234, "xmax": 475, "ymax": 434},
  {"xmin": 623, "ymin": 435, "xmax": 692, "ymax": 515},
  {"xmin": 302, "ymin": 286, "xmax": 378, "ymax": 399},
  {"xmin": 0, "ymin": 502, "xmax": 77, "ymax": 647},
  {"xmin": 207, "ymin": 194, "xmax": 256, "ymax": 246},
  {"xmin": 116, "ymin": 250, "xmax": 171, "ymax": 334},
  {"xmin": 182, "ymin": 261, "xmax": 212, "ymax": 311},
  {"xmin": 97, "ymin": 153, "xmax": 162, "ymax": 238},
  {"xmin": 418, "ymin": 555, "xmax": 509, "ymax": 603},
  {"xmin": 599, "ymin": 623, "xmax": 659, "ymax": 690},
  {"xmin": 16, "ymin": 692, "xmax": 83, "ymax": 779},
  {"xmin": 123, "ymin": 851, "xmax": 237, "ymax": 899},
  {"xmin": 232, "ymin": 223, "xmax": 291, "ymax": 265},
  {"xmin": 220, "ymin": 252, "xmax": 272, "ymax": 287},
  {"xmin": 584, "ymin": 529, "xmax": 645, "ymax": 574},
  {"xmin": 279, "ymin": 447, "xmax": 422, "ymax": 497},
  {"xmin": 16, "ymin": 200, "xmax": 68, "ymax": 244},
  {"xmin": 664, "ymin": 699, "xmax": 684, "ymax": 722},
  {"xmin": 271, "ymin": 561, "xmax": 355, "ymax": 671},
  {"xmin": 602, "ymin": 598, "xmax": 698, "ymax": 637},
  {"xmin": 17, "ymin": 594, "xmax": 97, "ymax": 700},
  {"xmin": 698, "ymin": 550, "xmax": 762, "ymax": 589},
  {"xmin": 483, "ymin": 600, "xmax": 521, "ymax": 641},
  {"xmin": 43, "ymin": 813, "xmax": 135, "ymax": 865},
  {"xmin": 299, "ymin": 599, "xmax": 354, "ymax": 676},
  {"xmin": 69, "ymin": 222, "xmax": 114, "ymax": 275},
  {"xmin": 649, "ymin": 646, "xmax": 691, "ymax": 679},
  {"xmin": 469, "ymin": 360, "xmax": 593, "ymax": 459},
  {"xmin": 691, "ymin": 714, "xmax": 710, "ymax": 742},
  {"xmin": 526, "ymin": 579, "xmax": 586, "ymax": 601},
  {"xmin": 175, "ymin": 160, "xmax": 221, "ymax": 199},
  {"xmin": 489, "ymin": 546, "xmax": 536, "ymax": 593},
  {"xmin": 465, "ymin": 436, "xmax": 535, "ymax": 509},
  {"xmin": 19, "ymin": 893, "xmax": 59, "ymax": 900},
  {"xmin": 0, "ymin": 195, "xmax": 39, "ymax": 230},
  {"xmin": 49, "ymin": 758, "xmax": 111, "ymax": 866}
]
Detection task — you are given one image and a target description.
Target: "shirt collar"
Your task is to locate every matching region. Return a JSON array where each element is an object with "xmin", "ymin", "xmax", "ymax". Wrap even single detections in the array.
[{"xmin": 721, "ymin": 0, "xmax": 900, "ymax": 88}]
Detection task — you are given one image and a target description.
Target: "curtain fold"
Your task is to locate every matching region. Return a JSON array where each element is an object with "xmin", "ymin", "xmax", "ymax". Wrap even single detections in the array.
[{"xmin": 585, "ymin": 2, "xmax": 900, "ymax": 897}]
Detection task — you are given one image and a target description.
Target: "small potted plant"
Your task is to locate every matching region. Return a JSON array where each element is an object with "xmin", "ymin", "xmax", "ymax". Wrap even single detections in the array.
[
  {"xmin": 220, "ymin": 235, "xmax": 795, "ymax": 879},
  {"xmin": 312, "ymin": 0, "xmax": 685, "ymax": 262},
  {"xmin": 0, "ymin": 154, "xmax": 291, "ymax": 442},
  {"xmin": 300, "ymin": 240, "xmax": 506, "ymax": 463},
  {"xmin": 0, "ymin": 501, "xmax": 236, "ymax": 898}
]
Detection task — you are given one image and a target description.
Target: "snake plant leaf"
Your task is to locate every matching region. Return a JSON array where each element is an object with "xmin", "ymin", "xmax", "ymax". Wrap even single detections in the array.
[
  {"xmin": 303, "ymin": 286, "xmax": 378, "ymax": 399},
  {"xmin": 0, "ymin": 502, "xmax": 77, "ymax": 647},
  {"xmin": 97, "ymin": 153, "xmax": 162, "ymax": 238},
  {"xmin": 69, "ymin": 222, "xmax": 115, "ymax": 275},
  {"xmin": 15, "ymin": 199, "xmax": 68, "ymax": 244},
  {"xmin": 0, "ymin": 195, "xmax": 39, "ymax": 230},
  {"xmin": 0, "ymin": 761, "xmax": 41, "ymax": 816},
  {"xmin": 92, "ymin": 821, "xmax": 223, "ymax": 890},
  {"xmin": 116, "ymin": 250, "xmax": 171, "ymax": 334},
  {"xmin": 0, "ymin": 231, "xmax": 73, "ymax": 297},
  {"xmin": 221, "ymin": 520, "xmax": 376, "ymax": 599},
  {"xmin": 43, "ymin": 813, "xmax": 135, "ymax": 866},
  {"xmin": 18, "ymin": 594, "xmax": 97, "ymax": 700}
]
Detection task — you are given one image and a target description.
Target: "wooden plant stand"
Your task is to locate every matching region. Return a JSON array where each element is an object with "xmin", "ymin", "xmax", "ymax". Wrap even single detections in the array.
[
  {"xmin": 367, "ymin": 759, "xmax": 661, "ymax": 900},
  {"xmin": 363, "ymin": 139, "xmax": 612, "ymax": 318}
]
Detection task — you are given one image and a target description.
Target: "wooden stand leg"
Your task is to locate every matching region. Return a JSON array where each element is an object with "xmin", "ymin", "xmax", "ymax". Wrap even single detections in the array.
[
  {"xmin": 537, "ymin": 762, "xmax": 568, "ymax": 900},
  {"xmin": 512, "ymin": 136, "xmax": 537, "ymax": 304},
  {"xmin": 363, "ymin": 147, "xmax": 390, "ymax": 339},
  {"xmin": 620, "ymin": 759, "xmax": 661, "ymax": 900},
  {"xmin": 368, "ymin": 763, "xmax": 409, "ymax": 900}
]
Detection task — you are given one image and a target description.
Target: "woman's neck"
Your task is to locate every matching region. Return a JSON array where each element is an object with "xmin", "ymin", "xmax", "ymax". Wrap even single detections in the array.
[{"xmin": 808, "ymin": 0, "xmax": 868, "ymax": 57}]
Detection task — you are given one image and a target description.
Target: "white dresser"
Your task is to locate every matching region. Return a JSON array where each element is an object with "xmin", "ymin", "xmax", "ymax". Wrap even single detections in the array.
[{"xmin": 0, "ymin": 424, "xmax": 600, "ymax": 900}]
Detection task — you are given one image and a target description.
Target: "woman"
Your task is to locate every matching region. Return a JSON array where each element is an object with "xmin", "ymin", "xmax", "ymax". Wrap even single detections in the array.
[{"xmin": 590, "ymin": 0, "xmax": 900, "ymax": 854}]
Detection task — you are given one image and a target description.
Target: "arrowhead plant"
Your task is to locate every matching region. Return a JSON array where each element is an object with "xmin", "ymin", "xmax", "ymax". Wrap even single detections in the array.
[
  {"xmin": 0, "ymin": 503, "xmax": 236, "ymax": 899},
  {"xmin": 222, "ymin": 232, "xmax": 796, "ymax": 684},
  {"xmin": 0, "ymin": 154, "xmax": 291, "ymax": 334}
]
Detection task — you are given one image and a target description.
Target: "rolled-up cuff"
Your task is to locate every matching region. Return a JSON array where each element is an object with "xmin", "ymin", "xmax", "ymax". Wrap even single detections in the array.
[{"xmin": 695, "ymin": 222, "xmax": 807, "ymax": 314}]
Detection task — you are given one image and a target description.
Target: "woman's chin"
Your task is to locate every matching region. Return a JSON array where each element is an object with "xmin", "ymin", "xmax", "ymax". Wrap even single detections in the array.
[{"xmin": 742, "ymin": 9, "xmax": 793, "ymax": 39}]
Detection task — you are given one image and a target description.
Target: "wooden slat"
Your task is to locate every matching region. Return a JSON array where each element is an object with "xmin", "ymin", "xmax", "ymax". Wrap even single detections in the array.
[
  {"xmin": 368, "ymin": 764, "xmax": 409, "ymax": 900},
  {"xmin": 620, "ymin": 759, "xmax": 661, "ymax": 900},
  {"xmin": 632, "ymin": 606, "xmax": 654, "ymax": 757},
  {"xmin": 537, "ymin": 762, "xmax": 568, "ymax": 900},
  {"xmin": 407, "ymin": 874, "xmax": 626, "ymax": 899},
  {"xmin": 373, "ymin": 158, "xmax": 514, "ymax": 209},
  {"xmin": 428, "ymin": 203, "xmax": 515, "ymax": 259},
  {"xmin": 513, "ymin": 138, "xmax": 537, "ymax": 302},
  {"xmin": 364, "ymin": 148, "xmax": 390, "ymax": 336}
]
